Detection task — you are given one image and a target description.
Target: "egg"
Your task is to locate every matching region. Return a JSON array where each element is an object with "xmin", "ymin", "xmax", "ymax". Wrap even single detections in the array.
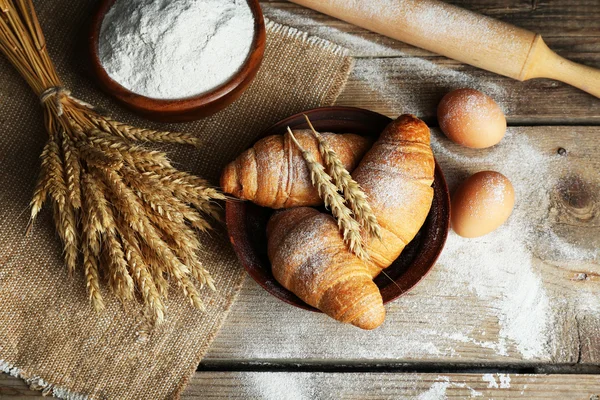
[
  {"xmin": 451, "ymin": 171, "xmax": 515, "ymax": 238},
  {"xmin": 438, "ymin": 88, "xmax": 506, "ymax": 149}
]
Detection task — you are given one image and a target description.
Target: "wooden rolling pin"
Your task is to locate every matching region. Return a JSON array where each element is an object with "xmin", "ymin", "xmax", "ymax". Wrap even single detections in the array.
[{"xmin": 289, "ymin": 0, "xmax": 600, "ymax": 99}]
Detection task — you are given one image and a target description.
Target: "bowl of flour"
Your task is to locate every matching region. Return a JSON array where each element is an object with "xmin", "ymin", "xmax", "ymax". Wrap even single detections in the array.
[{"xmin": 89, "ymin": 0, "xmax": 265, "ymax": 122}]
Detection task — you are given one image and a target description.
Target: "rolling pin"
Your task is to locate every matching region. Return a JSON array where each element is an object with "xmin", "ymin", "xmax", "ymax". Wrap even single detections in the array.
[{"xmin": 289, "ymin": 0, "xmax": 600, "ymax": 99}]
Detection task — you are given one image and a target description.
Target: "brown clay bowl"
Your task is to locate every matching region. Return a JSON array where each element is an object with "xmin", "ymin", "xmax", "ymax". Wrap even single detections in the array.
[
  {"xmin": 89, "ymin": 0, "xmax": 266, "ymax": 122},
  {"xmin": 226, "ymin": 107, "xmax": 450, "ymax": 312}
]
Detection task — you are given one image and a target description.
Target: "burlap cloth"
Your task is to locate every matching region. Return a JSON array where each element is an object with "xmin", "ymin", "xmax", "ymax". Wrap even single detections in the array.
[{"xmin": 0, "ymin": 2, "xmax": 353, "ymax": 398}]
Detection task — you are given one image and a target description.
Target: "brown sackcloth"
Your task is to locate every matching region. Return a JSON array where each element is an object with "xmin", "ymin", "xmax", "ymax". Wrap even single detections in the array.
[{"xmin": 0, "ymin": 2, "xmax": 353, "ymax": 398}]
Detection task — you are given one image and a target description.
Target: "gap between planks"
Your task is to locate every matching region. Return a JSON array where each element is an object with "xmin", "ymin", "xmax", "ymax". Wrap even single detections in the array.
[
  {"xmin": 3, "ymin": 372, "xmax": 600, "ymax": 399},
  {"xmin": 197, "ymin": 360, "xmax": 600, "ymax": 375},
  {"xmin": 205, "ymin": 127, "xmax": 600, "ymax": 366}
]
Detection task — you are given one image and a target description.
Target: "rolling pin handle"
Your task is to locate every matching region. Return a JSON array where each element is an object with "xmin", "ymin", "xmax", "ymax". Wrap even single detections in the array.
[{"xmin": 521, "ymin": 36, "xmax": 600, "ymax": 99}]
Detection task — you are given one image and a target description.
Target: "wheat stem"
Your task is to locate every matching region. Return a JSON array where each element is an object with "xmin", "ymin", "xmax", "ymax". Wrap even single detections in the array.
[
  {"xmin": 0, "ymin": 0, "xmax": 223, "ymax": 324},
  {"xmin": 304, "ymin": 115, "xmax": 382, "ymax": 241},
  {"xmin": 287, "ymin": 127, "xmax": 368, "ymax": 260}
]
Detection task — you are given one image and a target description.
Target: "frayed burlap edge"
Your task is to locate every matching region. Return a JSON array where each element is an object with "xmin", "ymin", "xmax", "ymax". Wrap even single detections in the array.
[
  {"xmin": 1, "ymin": 360, "xmax": 87, "ymax": 400},
  {"xmin": 1, "ymin": 19, "xmax": 354, "ymax": 400},
  {"xmin": 264, "ymin": 19, "xmax": 355, "ymax": 106},
  {"xmin": 172, "ymin": 20, "xmax": 354, "ymax": 400}
]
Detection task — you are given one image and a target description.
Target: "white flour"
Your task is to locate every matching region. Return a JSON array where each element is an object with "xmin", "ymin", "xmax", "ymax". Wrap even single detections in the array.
[
  {"xmin": 482, "ymin": 373, "xmax": 511, "ymax": 389},
  {"xmin": 417, "ymin": 380, "xmax": 451, "ymax": 400},
  {"xmin": 99, "ymin": 0, "xmax": 255, "ymax": 99},
  {"xmin": 223, "ymin": 128, "xmax": 600, "ymax": 363},
  {"xmin": 237, "ymin": 373, "xmax": 487, "ymax": 400},
  {"xmin": 352, "ymin": 57, "xmax": 511, "ymax": 117},
  {"xmin": 431, "ymin": 129, "xmax": 554, "ymax": 359},
  {"xmin": 263, "ymin": 4, "xmax": 513, "ymax": 117}
]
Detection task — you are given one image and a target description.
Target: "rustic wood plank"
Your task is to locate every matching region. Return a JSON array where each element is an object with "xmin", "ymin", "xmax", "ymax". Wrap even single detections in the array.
[
  {"xmin": 337, "ymin": 57, "xmax": 600, "ymax": 124},
  {"xmin": 3, "ymin": 371, "xmax": 600, "ymax": 399},
  {"xmin": 260, "ymin": 1, "xmax": 600, "ymax": 58},
  {"xmin": 184, "ymin": 372, "xmax": 600, "ymax": 399},
  {"xmin": 205, "ymin": 126, "xmax": 600, "ymax": 365},
  {"xmin": 0, "ymin": 375, "xmax": 42, "ymax": 398},
  {"xmin": 260, "ymin": 1, "xmax": 600, "ymax": 124},
  {"xmin": 5, "ymin": 2, "xmax": 600, "ymax": 400}
]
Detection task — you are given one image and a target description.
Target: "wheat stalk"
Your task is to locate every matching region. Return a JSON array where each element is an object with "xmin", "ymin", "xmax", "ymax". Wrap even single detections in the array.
[
  {"xmin": 0, "ymin": 0, "xmax": 222, "ymax": 324},
  {"xmin": 303, "ymin": 115, "xmax": 382, "ymax": 241},
  {"xmin": 287, "ymin": 128, "xmax": 368, "ymax": 260}
]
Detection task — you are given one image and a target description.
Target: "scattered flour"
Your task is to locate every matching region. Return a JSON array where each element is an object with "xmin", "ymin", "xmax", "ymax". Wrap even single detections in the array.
[
  {"xmin": 236, "ymin": 373, "xmax": 490, "ymax": 399},
  {"xmin": 99, "ymin": 0, "xmax": 255, "ymax": 99},
  {"xmin": 262, "ymin": 4, "xmax": 406, "ymax": 57},
  {"xmin": 431, "ymin": 128, "xmax": 564, "ymax": 359},
  {"xmin": 349, "ymin": 0, "xmax": 525, "ymax": 57},
  {"xmin": 243, "ymin": 372, "xmax": 316, "ymax": 400},
  {"xmin": 210, "ymin": 5, "xmax": 599, "ymax": 369},
  {"xmin": 263, "ymin": 2, "xmax": 513, "ymax": 117},
  {"xmin": 417, "ymin": 376, "xmax": 483, "ymax": 399},
  {"xmin": 417, "ymin": 380, "xmax": 451, "ymax": 400},
  {"xmin": 499, "ymin": 374, "xmax": 511, "ymax": 389},
  {"xmin": 353, "ymin": 57, "xmax": 511, "ymax": 117},
  {"xmin": 482, "ymin": 374, "xmax": 498, "ymax": 388},
  {"xmin": 482, "ymin": 373, "xmax": 511, "ymax": 389},
  {"xmin": 229, "ymin": 127, "xmax": 600, "ymax": 363}
]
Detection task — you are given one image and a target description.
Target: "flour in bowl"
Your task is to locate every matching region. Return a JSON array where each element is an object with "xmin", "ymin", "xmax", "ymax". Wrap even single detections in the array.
[{"xmin": 98, "ymin": 0, "xmax": 255, "ymax": 99}]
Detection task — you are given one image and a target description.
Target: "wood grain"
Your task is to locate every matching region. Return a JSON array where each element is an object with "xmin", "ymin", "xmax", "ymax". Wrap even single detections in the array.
[
  {"xmin": 205, "ymin": 126, "xmax": 600, "ymax": 365},
  {"xmin": 184, "ymin": 372, "xmax": 600, "ymax": 399},
  {"xmin": 261, "ymin": 1, "xmax": 600, "ymax": 124},
  {"xmin": 3, "ymin": 372, "xmax": 600, "ymax": 399},
  {"xmin": 3, "ymin": 1, "xmax": 600, "ymax": 399}
]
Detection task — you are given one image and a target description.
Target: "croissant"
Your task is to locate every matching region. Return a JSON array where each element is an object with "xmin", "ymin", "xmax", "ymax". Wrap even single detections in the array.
[
  {"xmin": 221, "ymin": 130, "xmax": 372, "ymax": 208},
  {"xmin": 266, "ymin": 115, "xmax": 435, "ymax": 329}
]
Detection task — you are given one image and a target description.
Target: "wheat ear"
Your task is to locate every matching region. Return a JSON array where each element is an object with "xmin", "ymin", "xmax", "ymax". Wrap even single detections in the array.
[
  {"xmin": 287, "ymin": 128, "xmax": 368, "ymax": 260},
  {"xmin": 304, "ymin": 115, "xmax": 382, "ymax": 241}
]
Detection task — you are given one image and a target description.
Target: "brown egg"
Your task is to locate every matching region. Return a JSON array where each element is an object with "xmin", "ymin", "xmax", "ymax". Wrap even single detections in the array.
[
  {"xmin": 438, "ymin": 88, "xmax": 507, "ymax": 149},
  {"xmin": 451, "ymin": 171, "xmax": 515, "ymax": 238}
]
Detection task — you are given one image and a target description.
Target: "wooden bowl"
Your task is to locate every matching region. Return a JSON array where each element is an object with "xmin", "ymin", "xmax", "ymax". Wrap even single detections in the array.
[
  {"xmin": 89, "ymin": 0, "xmax": 266, "ymax": 122},
  {"xmin": 225, "ymin": 107, "xmax": 451, "ymax": 312}
]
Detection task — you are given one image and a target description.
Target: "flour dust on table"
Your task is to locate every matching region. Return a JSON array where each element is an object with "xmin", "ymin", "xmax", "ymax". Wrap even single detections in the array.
[
  {"xmin": 432, "ymin": 127, "xmax": 600, "ymax": 359},
  {"xmin": 99, "ymin": 0, "xmax": 255, "ymax": 99},
  {"xmin": 353, "ymin": 57, "xmax": 511, "ymax": 117},
  {"xmin": 262, "ymin": 4, "xmax": 512, "ymax": 117},
  {"xmin": 221, "ymin": 127, "xmax": 598, "ymax": 362}
]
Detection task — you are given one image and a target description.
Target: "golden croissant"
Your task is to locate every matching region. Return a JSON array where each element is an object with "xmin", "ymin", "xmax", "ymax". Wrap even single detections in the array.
[
  {"xmin": 267, "ymin": 115, "xmax": 435, "ymax": 329},
  {"xmin": 221, "ymin": 130, "xmax": 372, "ymax": 208}
]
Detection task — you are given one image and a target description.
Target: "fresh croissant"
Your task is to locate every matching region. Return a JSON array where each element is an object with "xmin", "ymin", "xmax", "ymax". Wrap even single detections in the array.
[
  {"xmin": 221, "ymin": 130, "xmax": 372, "ymax": 208},
  {"xmin": 267, "ymin": 115, "xmax": 435, "ymax": 329}
]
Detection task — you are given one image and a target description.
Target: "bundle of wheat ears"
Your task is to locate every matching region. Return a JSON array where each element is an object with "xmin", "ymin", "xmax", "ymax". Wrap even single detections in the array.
[{"xmin": 0, "ymin": 0, "xmax": 225, "ymax": 323}]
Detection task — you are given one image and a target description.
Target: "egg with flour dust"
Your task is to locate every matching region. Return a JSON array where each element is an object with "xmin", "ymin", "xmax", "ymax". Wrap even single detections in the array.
[
  {"xmin": 451, "ymin": 171, "xmax": 515, "ymax": 238},
  {"xmin": 437, "ymin": 88, "xmax": 507, "ymax": 149}
]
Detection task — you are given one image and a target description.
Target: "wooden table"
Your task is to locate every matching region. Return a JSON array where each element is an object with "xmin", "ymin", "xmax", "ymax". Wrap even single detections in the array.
[{"xmin": 2, "ymin": 0, "xmax": 600, "ymax": 398}]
